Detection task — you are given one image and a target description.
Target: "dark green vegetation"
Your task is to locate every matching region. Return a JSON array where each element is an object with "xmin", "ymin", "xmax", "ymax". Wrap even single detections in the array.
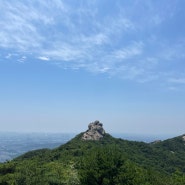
[{"xmin": 0, "ymin": 133, "xmax": 185, "ymax": 185}]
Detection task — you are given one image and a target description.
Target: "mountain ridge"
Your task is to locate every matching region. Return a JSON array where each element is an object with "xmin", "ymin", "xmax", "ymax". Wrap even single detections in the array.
[{"xmin": 0, "ymin": 121, "xmax": 185, "ymax": 184}]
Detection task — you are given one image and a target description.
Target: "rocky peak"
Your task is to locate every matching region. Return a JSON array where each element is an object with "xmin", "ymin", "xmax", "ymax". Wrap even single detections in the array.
[
  {"xmin": 82, "ymin": 120, "xmax": 105, "ymax": 140},
  {"xmin": 182, "ymin": 135, "xmax": 185, "ymax": 141},
  {"xmin": 151, "ymin": 140, "xmax": 162, "ymax": 144}
]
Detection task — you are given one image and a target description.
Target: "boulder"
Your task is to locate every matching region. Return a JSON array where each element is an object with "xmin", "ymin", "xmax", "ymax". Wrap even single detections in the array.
[
  {"xmin": 82, "ymin": 120, "xmax": 105, "ymax": 140},
  {"xmin": 182, "ymin": 135, "xmax": 185, "ymax": 141}
]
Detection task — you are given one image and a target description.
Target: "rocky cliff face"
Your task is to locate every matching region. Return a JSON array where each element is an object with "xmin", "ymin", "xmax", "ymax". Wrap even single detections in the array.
[{"xmin": 82, "ymin": 120, "xmax": 105, "ymax": 140}]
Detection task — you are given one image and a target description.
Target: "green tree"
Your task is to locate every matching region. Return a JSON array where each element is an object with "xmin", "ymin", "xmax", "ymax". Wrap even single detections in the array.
[{"xmin": 79, "ymin": 146, "xmax": 147, "ymax": 185}]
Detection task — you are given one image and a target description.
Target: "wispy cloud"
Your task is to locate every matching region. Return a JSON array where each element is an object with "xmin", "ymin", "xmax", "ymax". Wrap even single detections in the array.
[
  {"xmin": 17, "ymin": 56, "xmax": 27, "ymax": 63},
  {"xmin": 0, "ymin": 1, "xmax": 44, "ymax": 50},
  {"xmin": 37, "ymin": 56, "xmax": 50, "ymax": 61},
  {"xmin": 112, "ymin": 42, "xmax": 143, "ymax": 60},
  {"xmin": 5, "ymin": 54, "xmax": 12, "ymax": 59},
  {"xmin": 0, "ymin": 0, "xmax": 185, "ymax": 87},
  {"xmin": 169, "ymin": 78, "xmax": 185, "ymax": 84}
]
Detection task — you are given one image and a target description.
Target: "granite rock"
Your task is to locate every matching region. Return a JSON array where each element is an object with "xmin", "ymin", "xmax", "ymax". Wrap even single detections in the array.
[{"xmin": 82, "ymin": 120, "xmax": 105, "ymax": 140}]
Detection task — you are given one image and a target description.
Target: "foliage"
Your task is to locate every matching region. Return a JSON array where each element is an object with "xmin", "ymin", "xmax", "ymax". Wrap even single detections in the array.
[{"xmin": 0, "ymin": 133, "xmax": 185, "ymax": 184}]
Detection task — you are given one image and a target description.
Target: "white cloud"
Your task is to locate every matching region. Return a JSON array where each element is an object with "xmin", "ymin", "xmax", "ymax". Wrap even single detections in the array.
[
  {"xmin": 0, "ymin": 11, "xmax": 42, "ymax": 50},
  {"xmin": 112, "ymin": 42, "xmax": 143, "ymax": 60},
  {"xmin": 42, "ymin": 45, "xmax": 86, "ymax": 62},
  {"xmin": 37, "ymin": 56, "xmax": 50, "ymax": 61},
  {"xmin": 0, "ymin": 0, "xmax": 184, "ymax": 86},
  {"xmin": 17, "ymin": 56, "xmax": 27, "ymax": 63}
]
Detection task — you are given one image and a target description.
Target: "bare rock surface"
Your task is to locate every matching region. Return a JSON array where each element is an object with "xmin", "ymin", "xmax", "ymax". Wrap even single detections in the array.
[
  {"xmin": 182, "ymin": 135, "xmax": 185, "ymax": 141},
  {"xmin": 82, "ymin": 120, "xmax": 105, "ymax": 140}
]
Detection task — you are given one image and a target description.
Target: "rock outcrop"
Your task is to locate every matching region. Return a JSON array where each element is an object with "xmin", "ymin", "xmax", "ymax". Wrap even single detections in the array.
[
  {"xmin": 182, "ymin": 135, "xmax": 185, "ymax": 141},
  {"xmin": 82, "ymin": 120, "xmax": 105, "ymax": 140},
  {"xmin": 151, "ymin": 140, "xmax": 162, "ymax": 144}
]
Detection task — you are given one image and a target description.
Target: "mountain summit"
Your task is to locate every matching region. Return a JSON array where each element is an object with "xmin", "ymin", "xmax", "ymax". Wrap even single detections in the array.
[
  {"xmin": 0, "ymin": 122, "xmax": 185, "ymax": 184},
  {"xmin": 182, "ymin": 135, "xmax": 185, "ymax": 141},
  {"xmin": 82, "ymin": 120, "xmax": 105, "ymax": 140}
]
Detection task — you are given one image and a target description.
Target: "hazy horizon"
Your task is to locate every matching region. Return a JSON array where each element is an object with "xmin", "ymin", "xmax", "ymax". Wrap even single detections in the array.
[
  {"xmin": 0, "ymin": 128, "xmax": 182, "ymax": 140},
  {"xmin": 0, "ymin": 1, "xmax": 185, "ymax": 135}
]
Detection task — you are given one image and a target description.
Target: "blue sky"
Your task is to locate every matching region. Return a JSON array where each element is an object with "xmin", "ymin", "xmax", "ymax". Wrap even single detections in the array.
[{"xmin": 0, "ymin": 0, "xmax": 185, "ymax": 136}]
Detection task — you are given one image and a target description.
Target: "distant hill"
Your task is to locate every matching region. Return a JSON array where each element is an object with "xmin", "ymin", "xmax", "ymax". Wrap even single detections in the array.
[{"xmin": 0, "ymin": 121, "xmax": 185, "ymax": 185}]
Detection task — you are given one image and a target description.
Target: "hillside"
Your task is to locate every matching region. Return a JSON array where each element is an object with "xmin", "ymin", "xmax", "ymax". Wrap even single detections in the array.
[{"xmin": 0, "ymin": 121, "xmax": 185, "ymax": 185}]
